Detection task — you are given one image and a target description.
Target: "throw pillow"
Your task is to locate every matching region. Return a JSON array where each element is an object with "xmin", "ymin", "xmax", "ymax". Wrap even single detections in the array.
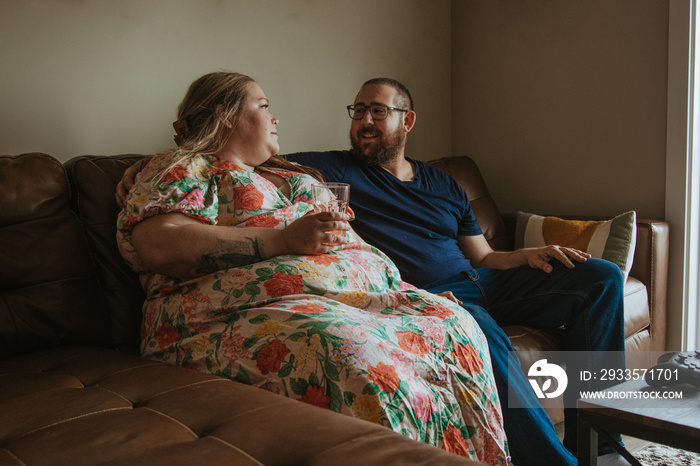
[{"xmin": 514, "ymin": 211, "xmax": 637, "ymax": 281}]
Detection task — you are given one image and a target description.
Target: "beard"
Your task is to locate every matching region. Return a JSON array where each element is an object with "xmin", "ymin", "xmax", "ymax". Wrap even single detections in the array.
[{"xmin": 350, "ymin": 125, "xmax": 406, "ymax": 166}]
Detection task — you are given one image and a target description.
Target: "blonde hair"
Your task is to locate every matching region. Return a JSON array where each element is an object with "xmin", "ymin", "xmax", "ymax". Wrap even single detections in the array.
[{"xmin": 164, "ymin": 71, "xmax": 323, "ymax": 182}]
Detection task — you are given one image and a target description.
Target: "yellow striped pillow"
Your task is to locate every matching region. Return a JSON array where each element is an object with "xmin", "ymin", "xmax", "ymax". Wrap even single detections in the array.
[{"xmin": 514, "ymin": 211, "xmax": 637, "ymax": 281}]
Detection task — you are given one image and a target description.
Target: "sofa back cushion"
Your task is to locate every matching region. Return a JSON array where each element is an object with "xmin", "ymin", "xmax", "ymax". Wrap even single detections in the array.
[
  {"xmin": 65, "ymin": 155, "xmax": 146, "ymax": 354},
  {"xmin": 0, "ymin": 153, "xmax": 109, "ymax": 359}
]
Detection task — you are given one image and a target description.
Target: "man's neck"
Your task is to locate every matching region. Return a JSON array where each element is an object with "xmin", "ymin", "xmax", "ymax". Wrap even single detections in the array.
[{"xmin": 380, "ymin": 154, "xmax": 415, "ymax": 181}]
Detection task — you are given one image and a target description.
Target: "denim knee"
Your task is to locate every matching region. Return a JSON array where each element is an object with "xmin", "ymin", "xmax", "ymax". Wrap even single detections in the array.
[
  {"xmin": 580, "ymin": 258, "xmax": 624, "ymax": 308},
  {"xmin": 578, "ymin": 258, "xmax": 623, "ymax": 284}
]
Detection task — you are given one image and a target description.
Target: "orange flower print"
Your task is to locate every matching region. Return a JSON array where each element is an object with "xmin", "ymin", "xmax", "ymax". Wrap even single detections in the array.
[
  {"xmin": 306, "ymin": 255, "xmax": 341, "ymax": 266},
  {"xmin": 212, "ymin": 158, "xmax": 243, "ymax": 174},
  {"xmin": 264, "ymin": 272, "xmax": 304, "ymax": 297},
  {"xmin": 246, "ymin": 214, "xmax": 281, "ymax": 228},
  {"xmin": 255, "ymin": 338, "xmax": 290, "ymax": 375},
  {"xmin": 162, "ymin": 164, "xmax": 189, "ymax": 182},
  {"xmin": 396, "ymin": 331, "xmax": 429, "ymax": 356},
  {"xmin": 452, "ymin": 342, "xmax": 484, "ymax": 375},
  {"xmin": 121, "ymin": 214, "xmax": 139, "ymax": 231},
  {"xmin": 368, "ymin": 362, "xmax": 401, "ymax": 394},
  {"xmin": 271, "ymin": 170, "xmax": 299, "ymax": 178},
  {"xmin": 420, "ymin": 304, "xmax": 454, "ymax": 320},
  {"xmin": 154, "ymin": 322, "xmax": 181, "ymax": 349},
  {"xmin": 289, "ymin": 303, "xmax": 327, "ymax": 314},
  {"xmin": 442, "ymin": 425, "xmax": 471, "ymax": 456},
  {"xmin": 299, "ymin": 385, "xmax": 330, "ymax": 409},
  {"xmin": 232, "ymin": 184, "xmax": 264, "ymax": 211}
]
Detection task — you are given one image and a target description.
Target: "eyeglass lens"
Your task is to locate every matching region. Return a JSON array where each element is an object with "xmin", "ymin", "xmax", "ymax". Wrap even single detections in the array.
[{"xmin": 350, "ymin": 105, "xmax": 388, "ymax": 120}]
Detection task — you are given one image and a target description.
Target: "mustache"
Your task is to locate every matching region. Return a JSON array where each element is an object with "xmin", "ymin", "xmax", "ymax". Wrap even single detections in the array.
[{"xmin": 357, "ymin": 127, "xmax": 381, "ymax": 138}]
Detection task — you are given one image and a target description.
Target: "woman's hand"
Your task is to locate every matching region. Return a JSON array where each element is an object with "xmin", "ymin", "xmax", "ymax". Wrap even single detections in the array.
[
  {"xmin": 280, "ymin": 211, "xmax": 351, "ymax": 255},
  {"xmin": 437, "ymin": 291, "xmax": 463, "ymax": 305},
  {"xmin": 116, "ymin": 157, "xmax": 151, "ymax": 208}
]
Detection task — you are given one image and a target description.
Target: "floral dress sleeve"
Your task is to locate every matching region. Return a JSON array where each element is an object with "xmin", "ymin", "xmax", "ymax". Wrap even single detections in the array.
[{"xmin": 116, "ymin": 153, "xmax": 219, "ymax": 273}]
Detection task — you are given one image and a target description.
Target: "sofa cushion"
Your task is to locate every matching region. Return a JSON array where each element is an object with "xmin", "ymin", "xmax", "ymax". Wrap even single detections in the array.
[
  {"xmin": 0, "ymin": 346, "xmax": 476, "ymax": 465},
  {"xmin": 515, "ymin": 210, "xmax": 637, "ymax": 281},
  {"xmin": 65, "ymin": 155, "xmax": 146, "ymax": 354},
  {"xmin": 0, "ymin": 154, "xmax": 108, "ymax": 359},
  {"xmin": 624, "ymin": 277, "xmax": 650, "ymax": 339}
]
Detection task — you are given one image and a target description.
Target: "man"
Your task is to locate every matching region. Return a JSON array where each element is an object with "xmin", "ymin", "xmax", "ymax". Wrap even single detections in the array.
[
  {"xmin": 117, "ymin": 78, "xmax": 625, "ymax": 465},
  {"xmin": 289, "ymin": 78, "xmax": 625, "ymax": 466}
]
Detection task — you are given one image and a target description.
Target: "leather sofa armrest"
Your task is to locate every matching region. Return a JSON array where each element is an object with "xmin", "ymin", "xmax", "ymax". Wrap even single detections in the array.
[
  {"xmin": 503, "ymin": 213, "xmax": 670, "ymax": 350},
  {"xmin": 630, "ymin": 218, "xmax": 669, "ymax": 351}
]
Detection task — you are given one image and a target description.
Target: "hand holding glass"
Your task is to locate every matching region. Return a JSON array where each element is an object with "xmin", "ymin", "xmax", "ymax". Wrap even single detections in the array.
[{"xmin": 312, "ymin": 183, "xmax": 350, "ymax": 239}]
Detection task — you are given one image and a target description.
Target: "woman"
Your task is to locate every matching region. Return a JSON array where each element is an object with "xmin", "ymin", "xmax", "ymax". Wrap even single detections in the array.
[{"xmin": 117, "ymin": 71, "xmax": 508, "ymax": 464}]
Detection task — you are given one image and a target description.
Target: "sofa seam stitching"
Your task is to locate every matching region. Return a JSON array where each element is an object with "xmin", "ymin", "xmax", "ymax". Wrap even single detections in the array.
[
  {"xmin": 139, "ymin": 407, "xmax": 198, "ymax": 439},
  {"xmin": 205, "ymin": 436, "xmax": 265, "ymax": 465},
  {"xmin": 138, "ymin": 378, "xmax": 231, "ymax": 404},
  {"xmin": 0, "ymin": 447, "xmax": 27, "ymax": 466},
  {"xmin": 5, "ymin": 407, "xmax": 131, "ymax": 443}
]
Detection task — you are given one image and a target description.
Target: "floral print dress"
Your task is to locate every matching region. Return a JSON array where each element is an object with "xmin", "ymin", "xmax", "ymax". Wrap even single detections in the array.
[{"xmin": 117, "ymin": 152, "xmax": 509, "ymax": 464}]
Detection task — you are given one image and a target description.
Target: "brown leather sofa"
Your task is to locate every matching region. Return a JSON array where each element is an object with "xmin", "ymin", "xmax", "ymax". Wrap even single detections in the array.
[
  {"xmin": 1, "ymin": 151, "xmax": 668, "ymax": 464},
  {"xmin": 428, "ymin": 156, "xmax": 670, "ymax": 423},
  {"xmin": 0, "ymin": 153, "xmax": 479, "ymax": 466}
]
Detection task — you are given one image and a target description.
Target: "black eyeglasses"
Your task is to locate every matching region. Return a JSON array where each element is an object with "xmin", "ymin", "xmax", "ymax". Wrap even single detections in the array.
[{"xmin": 346, "ymin": 104, "xmax": 409, "ymax": 120}]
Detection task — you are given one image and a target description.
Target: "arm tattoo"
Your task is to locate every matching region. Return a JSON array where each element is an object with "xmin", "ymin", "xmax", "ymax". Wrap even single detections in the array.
[{"xmin": 195, "ymin": 237, "xmax": 264, "ymax": 275}]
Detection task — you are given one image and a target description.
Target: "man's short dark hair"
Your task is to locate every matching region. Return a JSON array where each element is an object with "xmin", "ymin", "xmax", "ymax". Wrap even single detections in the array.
[{"xmin": 361, "ymin": 77, "xmax": 414, "ymax": 111}]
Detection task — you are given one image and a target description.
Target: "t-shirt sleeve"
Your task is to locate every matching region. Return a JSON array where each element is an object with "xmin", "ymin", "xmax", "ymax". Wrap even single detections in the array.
[
  {"xmin": 284, "ymin": 150, "xmax": 349, "ymax": 183},
  {"xmin": 455, "ymin": 182, "xmax": 483, "ymax": 236}
]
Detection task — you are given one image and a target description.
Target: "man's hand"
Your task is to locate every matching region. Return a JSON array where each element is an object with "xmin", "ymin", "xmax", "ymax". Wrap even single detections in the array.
[
  {"xmin": 458, "ymin": 234, "xmax": 590, "ymax": 273},
  {"xmin": 115, "ymin": 157, "xmax": 150, "ymax": 208},
  {"xmin": 520, "ymin": 245, "xmax": 591, "ymax": 273}
]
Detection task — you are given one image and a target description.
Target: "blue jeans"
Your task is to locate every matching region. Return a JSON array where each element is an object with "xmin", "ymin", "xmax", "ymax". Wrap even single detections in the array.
[{"xmin": 426, "ymin": 258, "xmax": 625, "ymax": 466}]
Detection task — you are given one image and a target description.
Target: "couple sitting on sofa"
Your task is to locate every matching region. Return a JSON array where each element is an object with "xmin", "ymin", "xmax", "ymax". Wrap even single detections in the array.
[{"xmin": 116, "ymin": 71, "xmax": 624, "ymax": 466}]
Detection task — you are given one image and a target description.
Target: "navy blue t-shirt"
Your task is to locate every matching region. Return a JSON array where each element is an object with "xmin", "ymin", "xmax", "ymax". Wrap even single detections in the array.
[{"xmin": 286, "ymin": 150, "xmax": 482, "ymax": 287}]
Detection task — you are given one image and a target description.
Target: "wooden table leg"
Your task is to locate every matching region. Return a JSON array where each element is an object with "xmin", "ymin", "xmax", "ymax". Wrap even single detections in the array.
[
  {"xmin": 597, "ymin": 429, "xmax": 643, "ymax": 466},
  {"xmin": 578, "ymin": 411, "xmax": 598, "ymax": 465}
]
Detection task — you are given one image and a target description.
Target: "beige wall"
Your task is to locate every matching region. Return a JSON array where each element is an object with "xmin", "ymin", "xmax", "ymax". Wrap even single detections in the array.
[
  {"xmin": 0, "ymin": 0, "xmax": 451, "ymax": 162},
  {"xmin": 451, "ymin": 1, "xmax": 669, "ymax": 220},
  {"xmin": 2, "ymin": 1, "xmax": 670, "ymax": 220}
]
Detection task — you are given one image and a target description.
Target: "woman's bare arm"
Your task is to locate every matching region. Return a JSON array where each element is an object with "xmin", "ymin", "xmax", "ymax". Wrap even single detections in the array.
[{"xmin": 131, "ymin": 210, "xmax": 350, "ymax": 279}]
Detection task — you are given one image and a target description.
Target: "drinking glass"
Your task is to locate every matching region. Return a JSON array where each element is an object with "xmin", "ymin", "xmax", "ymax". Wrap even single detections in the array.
[
  {"xmin": 312, "ymin": 183, "xmax": 350, "ymax": 236},
  {"xmin": 312, "ymin": 182, "xmax": 350, "ymax": 214}
]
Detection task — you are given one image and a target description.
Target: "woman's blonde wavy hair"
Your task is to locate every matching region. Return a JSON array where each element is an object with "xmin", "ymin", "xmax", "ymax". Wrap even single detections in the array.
[{"xmin": 164, "ymin": 71, "xmax": 323, "ymax": 181}]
